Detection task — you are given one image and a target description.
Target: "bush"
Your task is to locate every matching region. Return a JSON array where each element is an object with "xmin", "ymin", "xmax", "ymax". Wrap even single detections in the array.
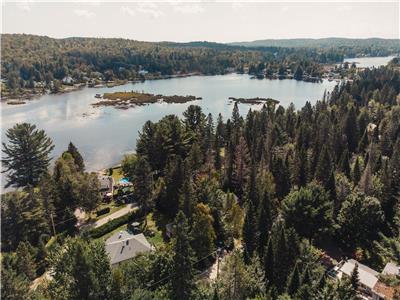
[
  {"xmin": 89, "ymin": 211, "xmax": 137, "ymax": 239},
  {"xmin": 96, "ymin": 207, "xmax": 111, "ymax": 217}
]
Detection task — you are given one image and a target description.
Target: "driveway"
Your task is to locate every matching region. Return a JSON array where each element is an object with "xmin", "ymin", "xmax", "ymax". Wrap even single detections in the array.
[{"xmin": 94, "ymin": 203, "xmax": 138, "ymax": 228}]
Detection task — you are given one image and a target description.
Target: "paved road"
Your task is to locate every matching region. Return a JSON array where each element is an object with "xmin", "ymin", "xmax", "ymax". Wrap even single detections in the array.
[{"xmin": 94, "ymin": 203, "xmax": 138, "ymax": 228}]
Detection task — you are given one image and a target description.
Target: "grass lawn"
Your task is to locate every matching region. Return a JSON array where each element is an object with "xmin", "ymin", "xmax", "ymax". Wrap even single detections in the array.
[
  {"xmin": 146, "ymin": 213, "xmax": 165, "ymax": 249},
  {"xmin": 110, "ymin": 166, "xmax": 124, "ymax": 182},
  {"xmin": 94, "ymin": 223, "xmax": 128, "ymax": 242}
]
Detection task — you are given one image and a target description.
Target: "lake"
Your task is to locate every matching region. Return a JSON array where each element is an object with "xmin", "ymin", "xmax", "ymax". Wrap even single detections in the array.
[
  {"xmin": 343, "ymin": 56, "xmax": 395, "ymax": 68},
  {"xmin": 2, "ymin": 74, "xmax": 337, "ymax": 176}
]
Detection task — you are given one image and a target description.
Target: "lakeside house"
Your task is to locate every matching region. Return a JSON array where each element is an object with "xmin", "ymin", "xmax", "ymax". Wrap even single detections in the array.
[
  {"xmin": 333, "ymin": 259, "xmax": 400, "ymax": 300},
  {"xmin": 62, "ymin": 76, "xmax": 74, "ymax": 85},
  {"xmin": 105, "ymin": 230, "xmax": 153, "ymax": 266},
  {"xmin": 98, "ymin": 175, "xmax": 114, "ymax": 199}
]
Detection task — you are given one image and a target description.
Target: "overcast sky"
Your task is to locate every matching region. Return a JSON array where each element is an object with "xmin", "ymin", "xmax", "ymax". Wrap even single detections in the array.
[{"xmin": 2, "ymin": 1, "xmax": 399, "ymax": 42}]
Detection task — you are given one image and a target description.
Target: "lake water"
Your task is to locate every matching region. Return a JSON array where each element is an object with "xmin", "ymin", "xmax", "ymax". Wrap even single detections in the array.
[
  {"xmin": 343, "ymin": 56, "xmax": 395, "ymax": 68},
  {"xmin": 2, "ymin": 74, "xmax": 337, "ymax": 175}
]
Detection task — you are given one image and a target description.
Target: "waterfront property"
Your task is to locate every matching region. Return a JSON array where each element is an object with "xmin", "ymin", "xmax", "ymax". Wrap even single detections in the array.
[{"xmin": 105, "ymin": 230, "xmax": 153, "ymax": 266}]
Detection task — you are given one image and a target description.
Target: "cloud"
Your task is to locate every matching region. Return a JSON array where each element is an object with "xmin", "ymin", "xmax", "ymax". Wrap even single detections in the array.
[
  {"xmin": 136, "ymin": 2, "xmax": 164, "ymax": 18},
  {"xmin": 173, "ymin": 4, "xmax": 205, "ymax": 14},
  {"xmin": 16, "ymin": 1, "xmax": 31, "ymax": 12},
  {"xmin": 231, "ymin": 2, "xmax": 243, "ymax": 11},
  {"xmin": 121, "ymin": 6, "xmax": 136, "ymax": 17},
  {"xmin": 74, "ymin": 9, "xmax": 96, "ymax": 19},
  {"xmin": 280, "ymin": 5, "xmax": 289, "ymax": 13}
]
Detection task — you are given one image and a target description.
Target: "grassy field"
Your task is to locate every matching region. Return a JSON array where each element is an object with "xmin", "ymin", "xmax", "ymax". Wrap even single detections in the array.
[{"xmin": 146, "ymin": 213, "xmax": 165, "ymax": 248}]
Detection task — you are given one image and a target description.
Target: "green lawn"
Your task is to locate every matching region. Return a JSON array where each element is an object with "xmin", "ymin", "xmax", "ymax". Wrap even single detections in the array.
[
  {"xmin": 145, "ymin": 213, "xmax": 165, "ymax": 249},
  {"xmin": 110, "ymin": 166, "xmax": 124, "ymax": 182},
  {"xmin": 94, "ymin": 223, "xmax": 128, "ymax": 241}
]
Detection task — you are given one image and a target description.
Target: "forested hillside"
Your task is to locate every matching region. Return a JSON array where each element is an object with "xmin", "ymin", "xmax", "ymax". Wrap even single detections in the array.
[
  {"xmin": 2, "ymin": 63, "xmax": 400, "ymax": 299},
  {"xmin": 2, "ymin": 34, "xmax": 390, "ymax": 97},
  {"xmin": 230, "ymin": 37, "xmax": 400, "ymax": 55}
]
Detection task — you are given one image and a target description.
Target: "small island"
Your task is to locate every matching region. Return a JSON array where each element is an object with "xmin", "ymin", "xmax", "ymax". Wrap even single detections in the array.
[
  {"xmin": 229, "ymin": 97, "xmax": 280, "ymax": 105},
  {"xmin": 92, "ymin": 91, "xmax": 202, "ymax": 109}
]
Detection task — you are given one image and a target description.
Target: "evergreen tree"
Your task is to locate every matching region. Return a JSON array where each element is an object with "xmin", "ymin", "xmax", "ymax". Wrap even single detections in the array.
[
  {"xmin": 263, "ymin": 239, "xmax": 274, "ymax": 286},
  {"xmin": 344, "ymin": 106, "xmax": 359, "ymax": 153},
  {"xmin": 350, "ymin": 263, "xmax": 360, "ymax": 291},
  {"xmin": 172, "ymin": 211, "xmax": 194, "ymax": 300},
  {"xmin": 339, "ymin": 149, "xmax": 351, "ymax": 178},
  {"xmin": 352, "ymin": 157, "xmax": 362, "ymax": 184},
  {"xmin": 286, "ymin": 263, "xmax": 301, "ymax": 296},
  {"xmin": 134, "ymin": 156, "xmax": 153, "ymax": 222},
  {"xmin": 191, "ymin": 203, "xmax": 216, "ymax": 262},
  {"xmin": 2, "ymin": 123, "xmax": 54, "ymax": 188},
  {"xmin": 66, "ymin": 142, "xmax": 85, "ymax": 172},
  {"xmin": 79, "ymin": 172, "xmax": 102, "ymax": 216},
  {"xmin": 243, "ymin": 200, "xmax": 258, "ymax": 263},
  {"xmin": 15, "ymin": 241, "xmax": 37, "ymax": 281}
]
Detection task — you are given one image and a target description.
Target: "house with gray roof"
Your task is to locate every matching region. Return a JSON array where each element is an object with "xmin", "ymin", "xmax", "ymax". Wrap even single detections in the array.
[{"xmin": 105, "ymin": 230, "xmax": 153, "ymax": 266}]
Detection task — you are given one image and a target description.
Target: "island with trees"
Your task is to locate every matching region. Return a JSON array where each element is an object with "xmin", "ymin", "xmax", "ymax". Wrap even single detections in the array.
[{"xmin": 93, "ymin": 91, "xmax": 201, "ymax": 109}]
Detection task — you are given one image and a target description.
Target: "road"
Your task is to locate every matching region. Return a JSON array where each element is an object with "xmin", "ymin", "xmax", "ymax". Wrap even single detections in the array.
[{"xmin": 94, "ymin": 203, "xmax": 138, "ymax": 228}]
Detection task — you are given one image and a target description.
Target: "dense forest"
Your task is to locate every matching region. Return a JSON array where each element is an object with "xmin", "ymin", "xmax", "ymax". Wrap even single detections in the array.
[
  {"xmin": 230, "ymin": 37, "xmax": 400, "ymax": 55},
  {"xmin": 2, "ymin": 34, "xmax": 395, "ymax": 96},
  {"xmin": 2, "ymin": 61, "xmax": 400, "ymax": 299}
]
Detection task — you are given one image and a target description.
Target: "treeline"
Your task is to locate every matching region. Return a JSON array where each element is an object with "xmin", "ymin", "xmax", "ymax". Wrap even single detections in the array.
[
  {"xmin": 2, "ymin": 34, "xmax": 384, "ymax": 96},
  {"xmin": 231, "ymin": 37, "xmax": 400, "ymax": 56},
  {"xmin": 2, "ymin": 66, "xmax": 400, "ymax": 299}
]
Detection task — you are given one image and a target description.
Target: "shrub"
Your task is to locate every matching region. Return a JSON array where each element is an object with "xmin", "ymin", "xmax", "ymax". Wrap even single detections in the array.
[
  {"xmin": 89, "ymin": 211, "xmax": 137, "ymax": 239},
  {"xmin": 96, "ymin": 207, "xmax": 111, "ymax": 217}
]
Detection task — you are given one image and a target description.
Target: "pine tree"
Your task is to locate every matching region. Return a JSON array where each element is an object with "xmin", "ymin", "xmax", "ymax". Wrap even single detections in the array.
[
  {"xmin": 258, "ymin": 190, "xmax": 272, "ymax": 257},
  {"xmin": 190, "ymin": 204, "xmax": 216, "ymax": 262},
  {"xmin": 2, "ymin": 123, "xmax": 54, "ymax": 188},
  {"xmin": 243, "ymin": 200, "xmax": 258, "ymax": 263},
  {"xmin": 352, "ymin": 157, "xmax": 361, "ymax": 184},
  {"xmin": 350, "ymin": 263, "xmax": 360, "ymax": 291},
  {"xmin": 133, "ymin": 156, "xmax": 153, "ymax": 222},
  {"xmin": 263, "ymin": 239, "xmax": 274, "ymax": 286},
  {"xmin": 66, "ymin": 142, "xmax": 85, "ymax": 172},
  {"xmin": 172, "ymin": 211, "xmax": 194, "ymax": 300},
  {"xmin": 344, "ymin": 106, "xmax": 359, "ymax": 153},
  {"xmin": 233, "ymin": 136, "xmax": 250, "ymax": 199},
  {"xmin": 15, "ymin": 241, "xmax": 37, "ymax": 280},
  {"xmin": 286, "ymin": 263, "xmax": 301, "ymax": 296},
  {"xmin": 179, "ymin": 172, "xmax": 196, "ymax": 221},
  {"xmin": 339, "ymin": 149, "xmax": 351, "ymax": 178}
]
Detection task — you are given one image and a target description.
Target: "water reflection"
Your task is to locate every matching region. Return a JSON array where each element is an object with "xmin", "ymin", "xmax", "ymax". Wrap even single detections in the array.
[{"xmin": 1, "ymin": 74, "xmax": 337, "ymax": 173}]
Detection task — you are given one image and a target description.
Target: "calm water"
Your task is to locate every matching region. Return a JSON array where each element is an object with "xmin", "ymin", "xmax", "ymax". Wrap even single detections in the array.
[
  {"xmin": 1, "ymin": 74, "xmax": 337, "ymax": 174},
  {"xmin": 343, "ymin": 56, "xmax": 395, "ymax": 68}
]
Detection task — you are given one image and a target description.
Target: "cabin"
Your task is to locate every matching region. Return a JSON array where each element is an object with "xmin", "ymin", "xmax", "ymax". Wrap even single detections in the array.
[
  {"xmin": 333, "ymin": 259, "xmax": 400, "ymax": 300},
  {"xmin": 105, "ymin": 230, "xmax": 153, "ymax": 266}
]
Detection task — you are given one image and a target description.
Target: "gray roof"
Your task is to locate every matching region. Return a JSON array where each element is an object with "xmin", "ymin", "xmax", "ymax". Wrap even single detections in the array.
[
  {"xmin": 382, "ymin": 262, "xmax": 400, "ymax": 276},
  {"xmin": 339, "ymin": 259, "xmax": 379, "ymax": 289},
  {"xmin": 98, "ymin": 175, "xmax": 113, "ymax": 191},
  {"xmin": 105, "ymin": 231, "xmax": 152, "ymax": 265}
]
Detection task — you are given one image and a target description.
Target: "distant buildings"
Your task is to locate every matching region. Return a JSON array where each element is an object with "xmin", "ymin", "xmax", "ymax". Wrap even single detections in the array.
[
  {"xmin": 105, "ymin": 230, "xmax": 153, "ymax": 266},
  {"xmin": 333, "ymin": 259, "xmax": 400, "ymax": 300}
]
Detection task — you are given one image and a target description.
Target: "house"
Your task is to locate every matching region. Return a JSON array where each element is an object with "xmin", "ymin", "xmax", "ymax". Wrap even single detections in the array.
[
  {"xmin": 138, "ymin": 69, "xmax": 148, "ymax": 76},
  {"xmin": 98, "ymin": 175, "xmax": 114, "ymax": 199},
  {"xmin": 334, "ymin": 260, "xmax": 400, "ymax": 300},
  {"xmin": 62, "ymin": 76, "xmax": 74, "ymax": 85},
  {"xmin": 105, "ymin": 230, "xmax": 153, "ymax": 266}
]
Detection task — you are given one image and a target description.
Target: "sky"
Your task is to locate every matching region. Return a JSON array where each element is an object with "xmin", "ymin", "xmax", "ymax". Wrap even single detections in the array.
[{"xmin": 2, "ymin": 1, "xmax": 399, "ymax": 42}]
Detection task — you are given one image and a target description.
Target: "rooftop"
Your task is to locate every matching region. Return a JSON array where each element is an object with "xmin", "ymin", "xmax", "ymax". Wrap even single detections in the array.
[
  {"xmin": 105, "ymin": 230, "xmax": 152, "ymax": 265},
  {"xmin": 337, "ymin": 259, "xmax": 379, "ymax": 289}
]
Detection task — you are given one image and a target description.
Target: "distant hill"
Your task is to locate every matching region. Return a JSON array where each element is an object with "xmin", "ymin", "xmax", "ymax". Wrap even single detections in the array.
[{"xmin": 229, "ymin": 37, "xmax": 400, "ymax": 50}]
